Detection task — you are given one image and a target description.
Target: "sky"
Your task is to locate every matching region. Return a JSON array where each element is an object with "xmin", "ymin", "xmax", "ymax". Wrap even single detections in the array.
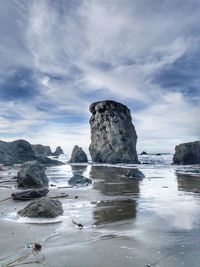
[{"xmin": 0, "ymin": 0, "xmax": 199, "ymax": 156}]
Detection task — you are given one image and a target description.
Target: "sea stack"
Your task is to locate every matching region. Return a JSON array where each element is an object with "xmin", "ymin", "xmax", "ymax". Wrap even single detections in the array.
[
  {"xmin": 89, "ymin": 100, "xmax": 139, "ymax": 164},
  {"xmin": 173, "ymin": 141, "xmax": 200, "ymax": 165},
  {"xmin": 69, "ymin": 145, "xmax": 88, "ymax": 163},
  {"xmin": 53, "ymin": 146, "xmax": 64, "ymax": 156}
]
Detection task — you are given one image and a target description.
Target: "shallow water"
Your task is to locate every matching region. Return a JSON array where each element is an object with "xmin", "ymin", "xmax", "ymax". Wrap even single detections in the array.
[{"xmin": 1, "ymin": 155, "xmax": 200, "ymax": 266}]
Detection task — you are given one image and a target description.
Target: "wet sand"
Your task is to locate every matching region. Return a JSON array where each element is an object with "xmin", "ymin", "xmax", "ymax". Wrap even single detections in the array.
[{"xmin": 0, "ymin": 160, "xmax": 200, "ymax": 266}]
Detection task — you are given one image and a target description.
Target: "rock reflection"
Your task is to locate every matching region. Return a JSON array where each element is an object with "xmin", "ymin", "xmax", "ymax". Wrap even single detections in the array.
[
  {"xmin": 177, "ymin": 172, "xmax": 200, "ymax": 193},
  {"xmin": 70, "ymin": 165, "xmax": 87, "ymax": 175},
  {"xmin": 94, "ymin": 199, "xmax": 137, "ymax": 226},
  {"xmin": 90, "ymin": 166, "xmax": 140, "ymax": 225},
  {"xmin": 90, "ymin": 166, "xmax": 141, "ymax": 196}
]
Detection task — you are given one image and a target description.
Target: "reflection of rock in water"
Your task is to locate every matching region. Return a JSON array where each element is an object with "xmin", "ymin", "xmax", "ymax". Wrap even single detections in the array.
[
  {"xmin": 90, "ymin": 166, "xmax": 140, "ymax": 196},
  {"xmin": 90, "ymin": 166, "xmax": 140, "ymax": 225},
  {"xmin": 94, "ymin": 199, "xmax": 137, "ymax": 226},
  {"xmin": 177, "ymin": 172, "xmax": 200, "ymax": 193},
  {"xmin": 70, "ymin": 165, "xmax": 87, "ymax": 175}
]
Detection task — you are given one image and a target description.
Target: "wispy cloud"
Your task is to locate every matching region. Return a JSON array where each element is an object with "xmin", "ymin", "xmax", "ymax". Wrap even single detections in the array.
[{"xmin": 0, "ymin": 0, "xmax": 199, "ymax": 154}]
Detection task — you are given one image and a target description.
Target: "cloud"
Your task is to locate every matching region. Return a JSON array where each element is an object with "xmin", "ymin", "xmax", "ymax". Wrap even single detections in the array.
[{"xmin": 0, "ymin": 0, "xmax": 199, "ymax": 154}]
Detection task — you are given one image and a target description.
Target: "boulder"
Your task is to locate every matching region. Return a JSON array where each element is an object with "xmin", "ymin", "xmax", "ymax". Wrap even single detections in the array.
[
  {"xmin": 68, "ymin": 174, "xmax": 92, "ymax": 185},
  {"xmin": 53, "ymin": 146, "xmax": 64, "ymax": 156},
  {"xmin": 89, "ymin": 100, "xmax": 139, "ymax": 164},
  {"xmin": 141, "ymin": 151, "xmax": 148, "ymax": 155},
  {"xmin": 18, "ymin": 197, "xmax": 63, "ymax": 218},
  {"xmin": 17, "ymin": 160, "xmax": 49, "ymax": 188},
  {"xmin": 69, "ymin": 145, "xmax": 88, "ymax": 163},
  {"xmin": 173, "ymin": 141, "xmax": 200, "ymax": 165},
  {"xmin": 125, "ymin": 169, "xmax": 145, "ymax": 180},
  {"xmin": 0, "ymin": 139, "xmax": 36, "ymax": 165},
  {"xmin": 31, "ymin": 144, "xmax": 52, "ymax": 156}
]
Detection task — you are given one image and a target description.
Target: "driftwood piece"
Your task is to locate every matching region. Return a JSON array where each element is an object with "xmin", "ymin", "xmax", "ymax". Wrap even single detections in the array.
[{"xmin": 11, "ymin": 189, "xmax": 49, "ymax": 201}]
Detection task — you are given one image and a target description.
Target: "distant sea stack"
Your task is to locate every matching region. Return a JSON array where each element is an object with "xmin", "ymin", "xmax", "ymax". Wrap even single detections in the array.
[
  {"xmin": 53, "ymin": 146, "xmax": 64, "ymax": 156},
  {"xmin": 89, "ymin": 100, "xmax": 139, "ymax": 164},
  {"xmin": 173, "ymin": 141, "xmax": 200, "ymax": 165},
  {"xmin": 69, "ymin": 145, "xmax": 88, "ymax": 163}
]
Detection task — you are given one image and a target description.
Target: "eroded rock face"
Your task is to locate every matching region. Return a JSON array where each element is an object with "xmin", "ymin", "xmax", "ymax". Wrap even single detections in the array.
[
  {"xmin": 89, "ymin": 100, "xmax": 139, "ymax": 164},
  {"xmin": 53, "ymin": 146, "xmax": 64, "ymax": 156},
  {"xmin": 69, "ymin": 145, "xmax": 88, "ymax": 163},
  {"xmin": 0, "ymin": 140, "xmax": 36, "ymax": 165},
  {"xmin": 17, "ymin": 160, "xmax": 49, "ymax": 188},
  {"xmin": 18, "ymin": 197, "xmax": 63, "ymax": 218},
  {"xmin": 173, "ymin": 141, "xmax": 200, "ymax": 165},
  {"xmin": 31, "ymin": 144, "xmax": 52, "ymax": 157}
]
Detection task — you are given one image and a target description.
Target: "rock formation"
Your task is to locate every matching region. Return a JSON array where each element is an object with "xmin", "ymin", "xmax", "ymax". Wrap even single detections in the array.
[
  {"xmin": 53, "ymin": 146, "xmax": 64, "ymax": 156},
  {"xmin": 89, "ymin": 100, "xmax": 139, "ymax": 164},
  {"xmin": 68, "ymin": 174, "xmax": 92, "ymax": 185},
  {"xmin": 0, "ymin": 139, "xmax": 36, "ymax": 165},
  {"xmin": 69, "ymin": 145, "xmax": 88, "ymax": 163},
  {"xmin": 141, "ymin": 151, "xmax": 148, "ymax": 155},
  {"xmin": 18, "ymin": 197, "xmax": 63, "ymax": 218},
  {"xmin": 173, "ymin": 141, "xmax": 200, "ymax": 165},
  {"xmin": 17, "ymin": 160, "xmax": 49, "ymax": 188},
  {"xmin": 31, "ymin": 144, "xmax": 52, "ymax": 157},
  {"xmin": 0, "ymin": 139, "xmax": 64, "ymax": 166}
]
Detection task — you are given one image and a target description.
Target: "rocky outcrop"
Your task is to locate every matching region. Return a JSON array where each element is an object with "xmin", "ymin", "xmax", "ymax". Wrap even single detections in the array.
[
  {"xmin": 0, "ymin": 139, "xmax": 64, "ymax": 166},
  {"xmin": 37, "ymin": 156, "xmax": 64, "ymax": 166},
  {"xmin": 0, "ymin": 139, "xmax": 36, "ymax": 165},
  {"xmin": 89, "ymin": 100, "xmax": 139, "ymax": 164},
  {"xmin": 31, "ymin": 144, "xmax": 52, "ymax": 157},
  {"xmin": 68, "ymin": 174, "xmax": 92, "ymax": 185},
  {"xmin": 17, "ymin": 160, "xmax": 49, "ymax": 188},
  {"xmin": 18, "ymin": 197, "xmax": 63, "ymax": 218},
  {"xmin": 53, "ymin": 146, "xmax": 64, "ymax": 156},
  {"xmin": 173, "ymin": 141, "xmax": 200, "ymax": 165},
  {"xmin": 141, "ymin": 151, "xmax": 148, "ymax": 155},
  {"xmin": 69, "ymin": 145, "xmax": 88, "ymax": 163}
]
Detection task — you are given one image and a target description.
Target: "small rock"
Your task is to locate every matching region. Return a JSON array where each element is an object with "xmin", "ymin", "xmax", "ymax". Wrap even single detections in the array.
[
  {"xmin": 18, "ymin": 197, "xmax": 63, "ymax": 218},
  {"xmin": 17, "ymin": 160, "xmax": 49, "ymax": 188},
  {"xmin": 141, "ymin": 151, "xmax": 148, "ymax": 155},
  {"xmin": 68, "ymin": 174, "xmax": 92, "ymax": 185},
  {"xmin": 126, "ymin": 169, "xmax": 145, "ymax": 179}
]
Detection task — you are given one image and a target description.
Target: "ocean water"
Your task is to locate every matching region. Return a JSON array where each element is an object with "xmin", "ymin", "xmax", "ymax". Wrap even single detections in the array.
[
  {"xmin": 1, "ymin": 154, "xmax": 200, "ymax": 267},
  {"xmin": 43, "ymin": 154, "xmax": 200, "ymax": 267}
]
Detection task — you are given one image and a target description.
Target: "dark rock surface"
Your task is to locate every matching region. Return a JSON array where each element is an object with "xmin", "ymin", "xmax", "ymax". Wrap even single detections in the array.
[
  {"xmin": 173, "ymin": 141, "xmax": 200, "ymax": 165},
  {"xmin": 17, "ymin": 160, "xmax": 49, "ymax": 188},
  {"xmin": 69, "ymin": 145, "xmax": 88, "ymax": 163},
  {"xmin": 0, "ymin": 139, "xmax": 36, "ymax": 165},
  {"xmin": 37, "ymin": 156, "xmax": 64, "ymax": 166},
  {"xmin": 31, "ymin": 144, "xmax": 52, "ymax": 156},
  {"xmin": 141, "ymin": 151, "xmax": 148, "ymax": 155},
  {"xmin": 68, "ymin": 174, "xmax": 92, "ymax": 185},
  {"xmin": 18, "ymin": 197, "xmax": 63, "ymax": 218},
  {"xmin": 125, "ymin": 169, "xmax": 145, "ymax": 180},
  {"xmin": 12, "ymin": 189, "xmax": 49, "ymax": 200},
  {"xmin": 89, "ymin": 100, "xmax": 139, "ymax": 164},
  {"xmin": 53, "ymin": 146, "xmax": 64, "ymax": 156}
]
